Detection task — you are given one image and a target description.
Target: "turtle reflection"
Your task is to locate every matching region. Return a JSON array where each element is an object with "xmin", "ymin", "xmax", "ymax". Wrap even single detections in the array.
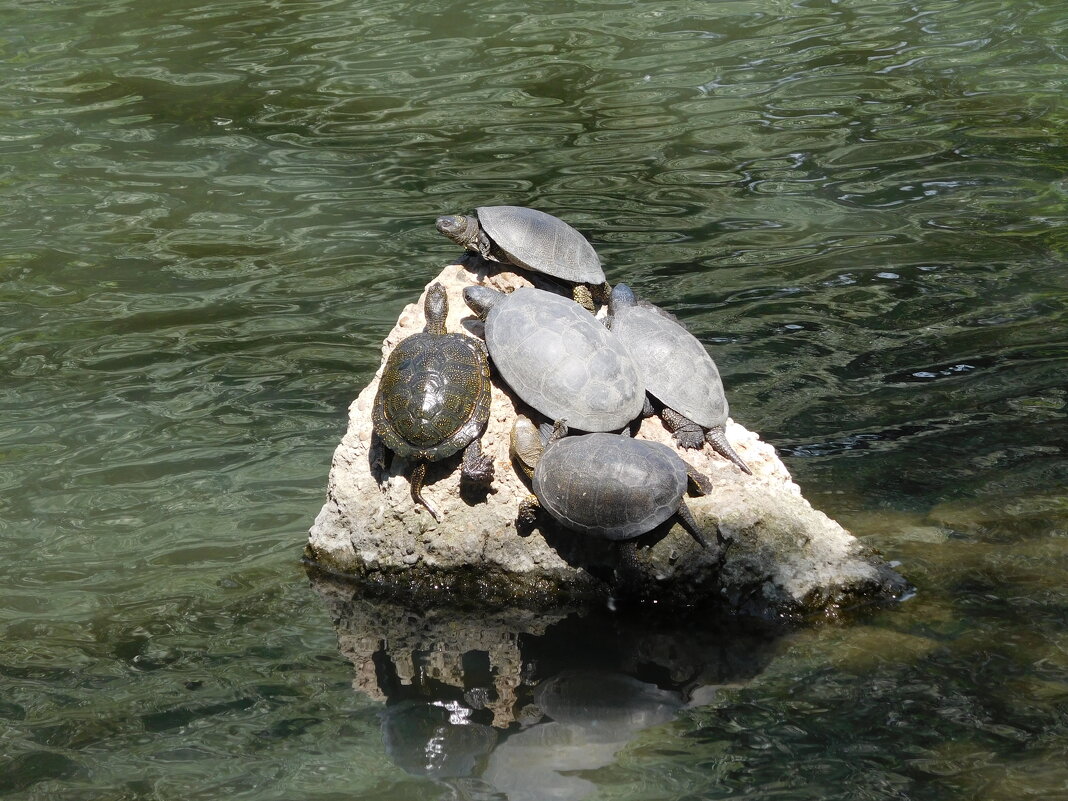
[{"xmin": 309, "ymin": 571, "xmax": 785, "ymax": 800}]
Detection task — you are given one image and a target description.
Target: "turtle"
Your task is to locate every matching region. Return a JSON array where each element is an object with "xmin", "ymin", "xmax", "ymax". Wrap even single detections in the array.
[
  {"xmin": 371, "ymin": 282, "xmax": 494, "ymax": 522},
  {"xmin": 510, "ymin": 417, "xmax": 729, "ymax": 583},
  {"xmin": 606, "ymin": 283, "xmax": 752, "ymax": 475},
  {"xmin": 436, "ymin": 206, "xmax": 609, "ymax": 310},
  {"xmin": 463, "ymin": 285, "xmax": 645, "ymax": 433}
]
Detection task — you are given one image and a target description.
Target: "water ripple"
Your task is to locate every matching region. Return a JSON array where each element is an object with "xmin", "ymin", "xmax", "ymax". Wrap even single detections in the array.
[{"xmin": 2, "ymin": 0, "xmax": 1068, "ymax": 796}]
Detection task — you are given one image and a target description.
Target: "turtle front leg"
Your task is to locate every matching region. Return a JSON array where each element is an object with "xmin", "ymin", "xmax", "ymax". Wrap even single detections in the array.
[
  {"xmin": 479, "ymin": 227, "xmax": 516, "ymax": 263},
  {"xmin": 460, "ymin": 438, "xmax": 494, "ymax": 485},
  {"xmin": 408, "ymin": 461, "xmax": 442, "ymax": 522},
  {"xmin": 661, "ymin": 407, "xmax": 705, "ymax": 450}
]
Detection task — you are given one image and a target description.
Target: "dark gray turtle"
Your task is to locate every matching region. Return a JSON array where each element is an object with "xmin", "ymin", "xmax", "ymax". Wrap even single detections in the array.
[
  {"xmin": 607, "ymin": 284, "xmax": 751, "ymax": 475},
  {"xmin": 371, "ymin": 283, "xmax": 494, "ymax": 521},
  {"xmin": 463, "ymin": 286, "xmax": 644, "ymax": 433},
  {"xmin": 510, "ymin": 418, "xmax": 727, "ymax": 572},
  {"xmin": 436, "ymin": 206, "xmax": 608, "ymax": 309}
]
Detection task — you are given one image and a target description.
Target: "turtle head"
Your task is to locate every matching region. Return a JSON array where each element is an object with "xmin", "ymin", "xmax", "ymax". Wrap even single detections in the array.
[
  {"xmin": 423, "ymin": 282, "xmax": 448, "ymax": 335},
  {"xmin": 462, "ymin": 285, "xmax": 504, "ymax": 320},
  {"xmin": 609, "ymin": 283, "xmax": 637, "ymax": 314},
  {"xmin": 436, "ymin": 214, "xmax": 480, "ymax": 250},
  {"xmin": 510, "ymin": 415, "xmax": 545, "ymax": 477}
]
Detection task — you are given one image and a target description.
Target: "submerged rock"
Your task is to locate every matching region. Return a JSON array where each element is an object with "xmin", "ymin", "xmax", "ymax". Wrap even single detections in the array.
[{"xmin": 306, "ymin": 263, "xmax": 910, "ymax": 620}]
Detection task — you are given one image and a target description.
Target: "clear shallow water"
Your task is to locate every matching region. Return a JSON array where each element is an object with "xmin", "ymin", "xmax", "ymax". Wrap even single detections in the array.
[{"xmin": 1, "ymin": 0, "xmax": 1066, "ymax": 797}]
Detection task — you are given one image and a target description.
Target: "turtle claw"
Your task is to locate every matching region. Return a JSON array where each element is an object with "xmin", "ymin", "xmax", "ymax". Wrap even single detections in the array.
[
  {"xmin": 517, "ymin": 495, "xmax": 540, "ymax": 530},
  {"xmin": 368, "ymin": 433, "xmax": 390, "ymax": 484},
  {"xmin": 661, "ymin": 407, "xmax": 706, "ymax": 449},
  {"xmin": 419, "ymin": 497, "xmax": 442, "ymax": 523},
  {"xmin": 460, "ymin": 439, "xmax": 494, "ymax": 485},
  {"xmin": 672, "ymin": 428, "xmax": 706, "ymax": 450},
  {"xmin": 675, "ymin": 500, "xmax": 712, "ymax": 549}
]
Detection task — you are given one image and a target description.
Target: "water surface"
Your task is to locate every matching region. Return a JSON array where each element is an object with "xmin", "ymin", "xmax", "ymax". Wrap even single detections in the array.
[{"xmin": 1, "ymin": 0, "xmax": 1066, "ymax": 798}]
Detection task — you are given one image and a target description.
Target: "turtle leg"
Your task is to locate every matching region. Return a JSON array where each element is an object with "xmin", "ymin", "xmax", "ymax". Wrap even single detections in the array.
[
  {"xmin": 625, "ymin": 395, "xmax": 657, "ymax": 437},
  {"xmin": 369, "ymin": 432, "xmax": 391, "ymax": 484},
  {"xmin": 572, "ymin": 285, "xmax": 596, "ymax": 313},
  {"xmin": 676, "ymin": 500, "xmax": 732, "ymax": 564},
  {"xmin": 476, "ymin": 228, "xmax": 495, "ymax": 260},
  {"xmin": 546, "ymin": 419, "xmax": 569, "ymax": 444},
  {"xmin": 592, "ymin": 281, "xmax": 612, "ymax": 308},
  {"xmin": 683, "ymin": 462, "xmax": 713, "ymax": 496},
  {"xmin": 614, "ymin": 540, "xmax": 645, "ymax": 600},
  {"xmin": 661, "ymin": 407, "xmax": 706, "ymax": 450},
  {"xmin": 460, "ymin": 438, "xmax": 494, "ymax": 485},
  {"xmin": 408, "ymin": 461, "xmax": 442, "ymax": 522},
  {"xmin": 516, "ymin": 494, "xmax": 541, "ymax": 529},
  {"xmin": 705, "ymin": 425, "xmax": 752, "ymax": 475},
  {"xmin": 641, "ymin": 394, "xmax": 656, "ymax": 418}
]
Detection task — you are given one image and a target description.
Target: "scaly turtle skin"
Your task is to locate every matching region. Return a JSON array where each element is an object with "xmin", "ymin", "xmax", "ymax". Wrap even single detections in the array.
[
  {"xmin": 606, "ymin": 284, "xmax": 751, "ymax": 475},
  {"xmin": 372, "ymin": 283, "xmax": 493, "ymax": 521},
  {"xmin": 464, "ymin": 286, "xmax": 644, "ymax": 433},
  {"xmin": 436, "ymin": 206, "xmax": 609, "ymax": 309}
]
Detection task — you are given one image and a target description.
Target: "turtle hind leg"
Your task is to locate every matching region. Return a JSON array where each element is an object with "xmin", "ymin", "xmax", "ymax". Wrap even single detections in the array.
[
  {"xmin": 592, "ymin": 281, "xmax": 612, "ymax": 307},
  {"xmin": 516, "ymin": 493, "xmax": 540, "ymax": 532},
  {"xmin": 408, "ymin": 461, "xmax": 442, "ymax": 522},
  {"xmin": 661, "ymin": 407, "xmax": 706, "ymax": 450},
  {"xmin": 368, "ymin": 431, "xmax": 392, "ymax": 485},
  {"xmin": 705, "ymin": 425, "xmax": 752, "ymax": 475},
  {"xmin": 572, "ymin": 284, "xmax": 596, "ymax": 313},
  {"xmin": 460, "ymin": 439, "xmax": 494, "ymax": 485},
  {"xmin": 613, "ymin": 540, "xmax": 646, "ymax": 601},
  {"xmin": 459, "ymin": 439, "xmax": 495, "ymax": 506}
]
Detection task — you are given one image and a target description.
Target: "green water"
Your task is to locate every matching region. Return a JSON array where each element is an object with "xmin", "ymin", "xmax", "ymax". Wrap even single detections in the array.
[{"xmin": 2, "ymin": 0, "xmax": 1066, "ymax": 797}]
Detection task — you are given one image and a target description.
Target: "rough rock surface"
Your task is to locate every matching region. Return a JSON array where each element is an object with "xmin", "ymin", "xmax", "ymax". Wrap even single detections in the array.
[{"xmin": 306, "ymin": 262, "xmax": 911, "ymax": 620}]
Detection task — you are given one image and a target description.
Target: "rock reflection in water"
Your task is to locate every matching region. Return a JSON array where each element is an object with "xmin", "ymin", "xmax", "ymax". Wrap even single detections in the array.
[{"xmin": 310, "ymin": 572, "xmax": 785, "ymax": 799}]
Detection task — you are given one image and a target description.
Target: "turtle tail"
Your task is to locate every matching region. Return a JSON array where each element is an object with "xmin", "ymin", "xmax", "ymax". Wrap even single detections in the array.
[
  {"xmin": 705, "ymin": 426, "xmax": 752, "ymax": 475},
  {"xmin": 409, "ymin": 461, "xmax": 442, "ymax": 522}
]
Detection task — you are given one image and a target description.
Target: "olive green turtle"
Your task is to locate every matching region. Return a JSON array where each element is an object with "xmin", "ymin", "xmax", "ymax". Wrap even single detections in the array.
[{"xmin": 371, "ymin": 283, "xmax": 494, "ymax": 521}]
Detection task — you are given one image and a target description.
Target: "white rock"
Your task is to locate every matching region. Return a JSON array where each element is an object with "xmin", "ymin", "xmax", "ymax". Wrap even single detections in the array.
[{"xmin": 306, "ymin": 263, "xmax": 910, "ymax": 619}]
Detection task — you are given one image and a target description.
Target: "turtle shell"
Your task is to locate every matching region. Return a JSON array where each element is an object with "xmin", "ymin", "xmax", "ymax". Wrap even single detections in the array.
[
  {"xmin": 533, "ymin": 433, "xmax": 688, "ymax": 540},
  {"xmin": 372, "ymin": 331, "xmax": 491, "ymax": 461},
  {"xmin": 483, "ymin": 287, "xmax": 644, "ymax": 432},
  {"xmin": 477, "ymin": 206, "xmax": 605, "ymax": 285},
  {"xmin": 611, "ymin": 301, "xmax": 728, "ymax": 430}
]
